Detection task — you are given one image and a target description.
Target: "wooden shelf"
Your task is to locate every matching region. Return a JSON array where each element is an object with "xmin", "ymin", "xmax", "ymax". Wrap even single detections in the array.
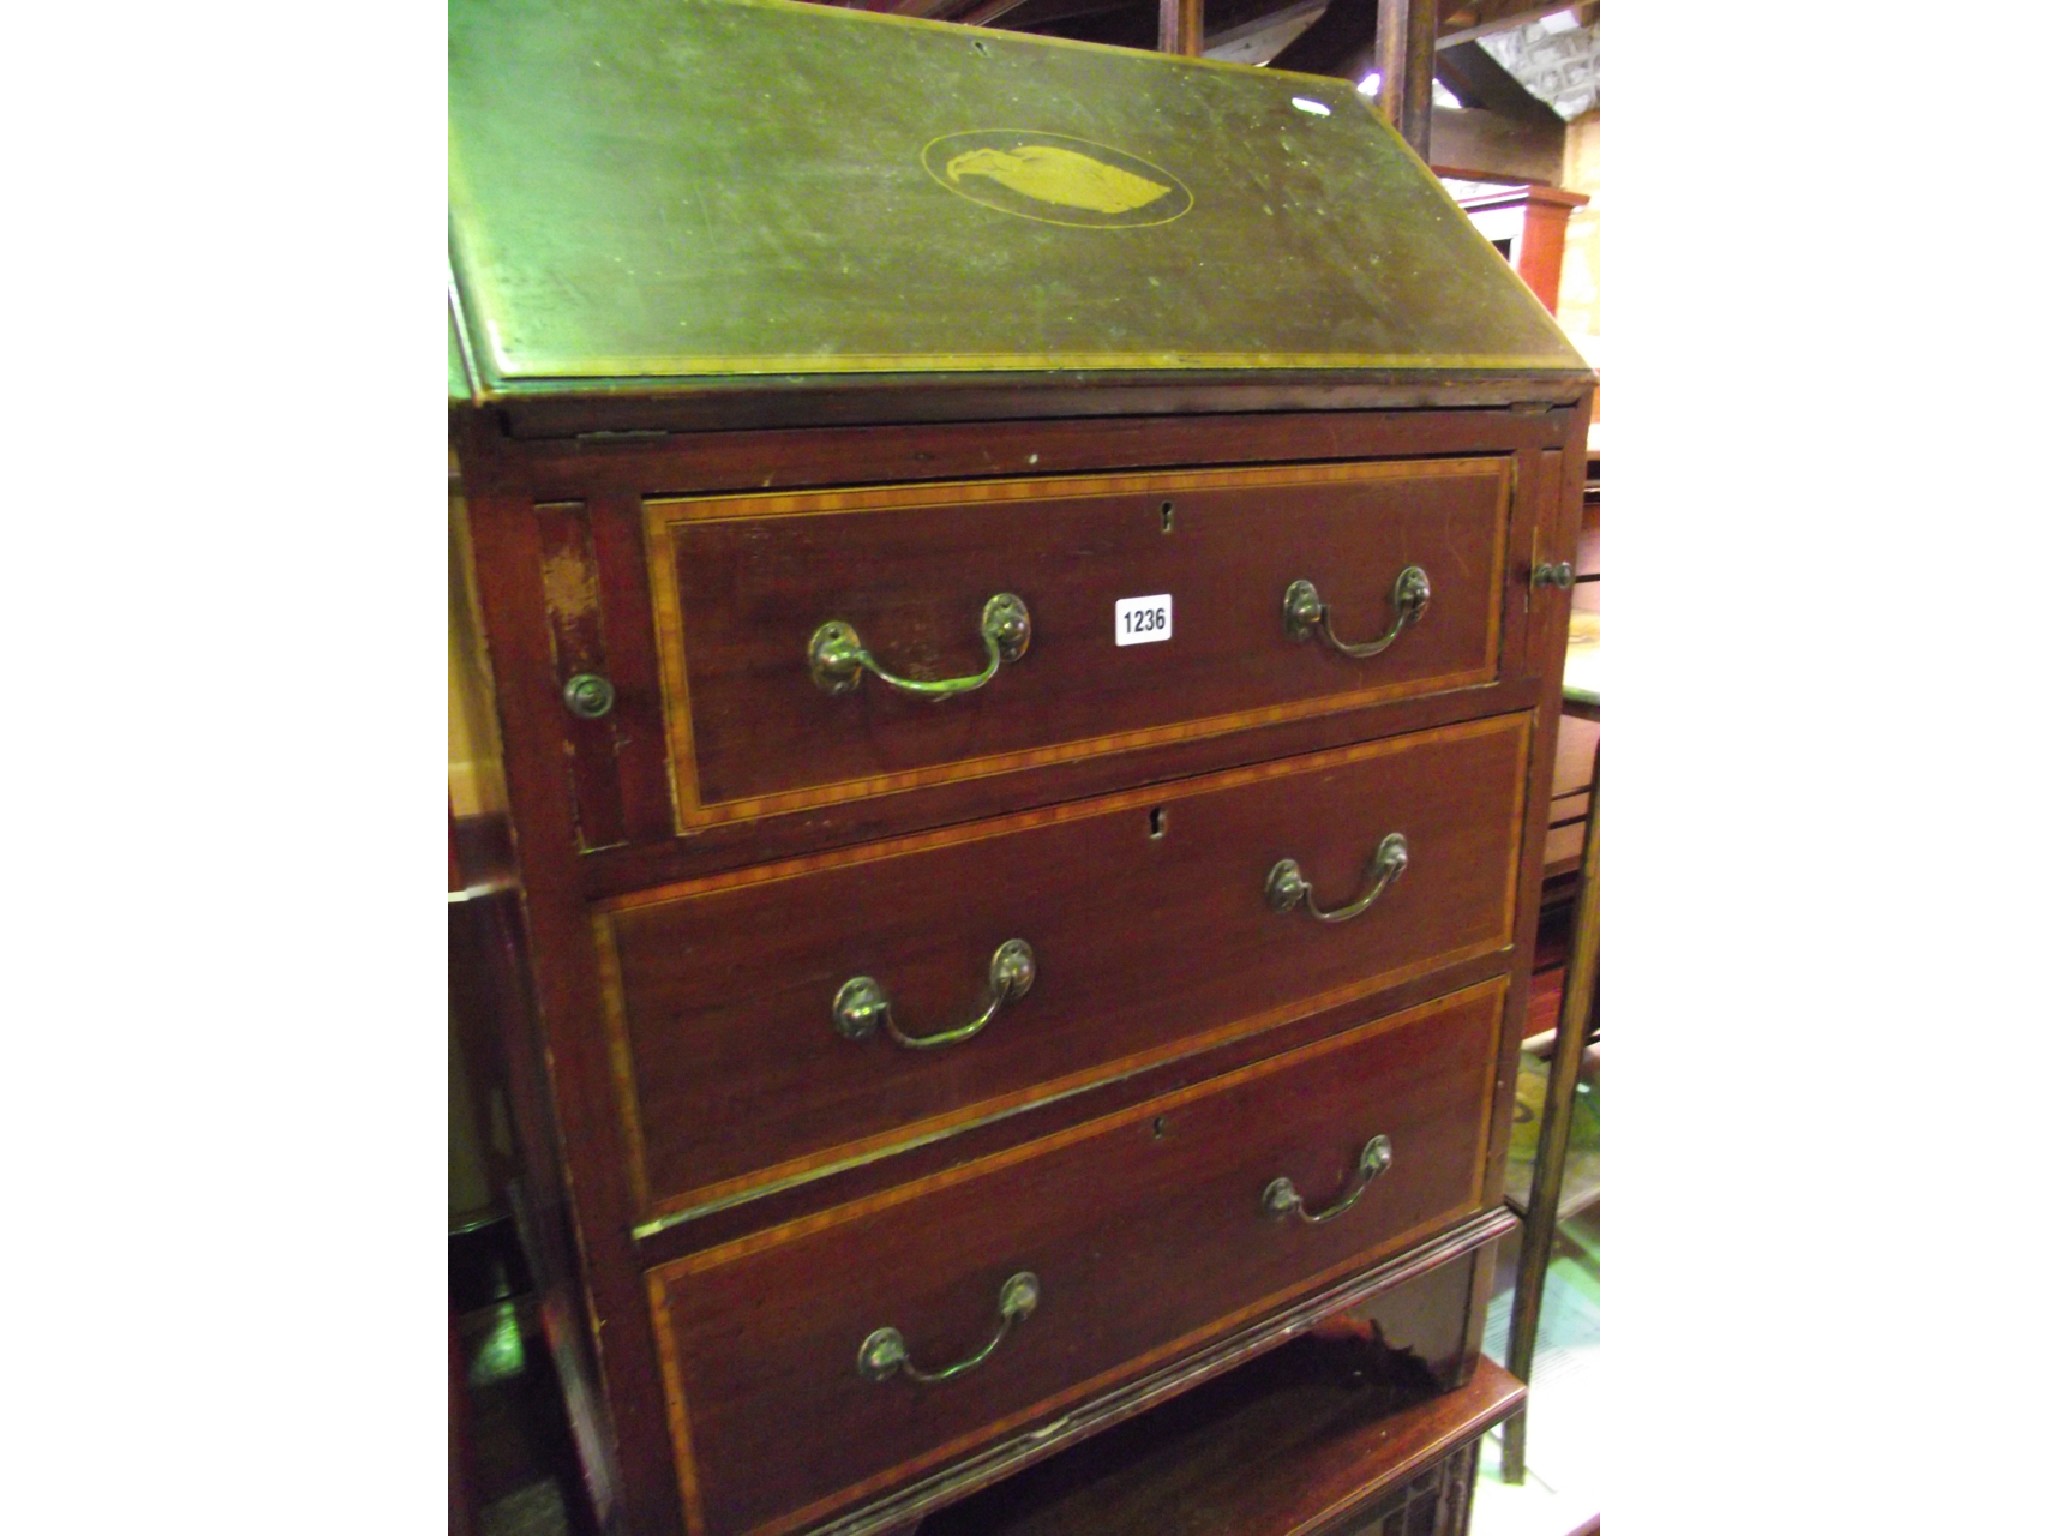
[{"xmin": 920, "ymin": 1340, "xmax": 1526, "ymax": 1536}]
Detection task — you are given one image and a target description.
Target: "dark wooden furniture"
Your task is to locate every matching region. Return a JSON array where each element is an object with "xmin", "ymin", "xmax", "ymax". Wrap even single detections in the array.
[
  {"xmin": 449, "ymin": 2, "xmax": 1592, "ymax": 1532},
  {"xmin": 1453, "ymin": 183, "xmax": 1590, "ymax": 317}
]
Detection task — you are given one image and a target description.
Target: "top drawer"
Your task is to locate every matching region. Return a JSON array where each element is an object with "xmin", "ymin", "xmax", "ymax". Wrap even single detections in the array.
[{"xmin": 648, "ymin": 458, "xmax": 1511, "ymax": 829}]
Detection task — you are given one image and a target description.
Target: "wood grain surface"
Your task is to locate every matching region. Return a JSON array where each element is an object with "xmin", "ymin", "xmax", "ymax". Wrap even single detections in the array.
[
  {"xmin": 648, "ymin": 458, "xmax": 1510, "ymax": 826},
  {"xmin": 452, "ymin": 386, "xmax": 1592, "ymax": 1536},
  {"xmin": 600, "ymin": 714, "xmax": 1529, "ymax": 1221},
  {"xmin": 647, "ymin": 980, "xmax": 1505, "ymax": 1536}
]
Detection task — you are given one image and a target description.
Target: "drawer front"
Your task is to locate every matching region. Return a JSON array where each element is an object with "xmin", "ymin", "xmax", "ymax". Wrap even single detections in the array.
[
  {"xmin": 647, "ymin": 457, "xmax": 1511, "ymax": 828},
  {"xmin": 599, "ymin": 713, "xmax": 1529, "ymax": 1221},
  {"xmin": 647, "ymin": 980, "xmax": 1506, "ymax": 1536}
]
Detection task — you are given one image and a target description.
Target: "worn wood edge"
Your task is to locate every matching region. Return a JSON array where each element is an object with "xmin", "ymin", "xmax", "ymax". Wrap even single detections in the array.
[
  {"xmin": 1283, "ymin": 1356, "xmax": 1527, "ymax": 1536},
  {"xmin": 586, "ymin": 489, "xmax": 682, "ymax": 843},
  {"xmin": 647, "ymin": 454, "xmax": 1506, "ymax": 523},
  {"xmin": 451, "ymin": 423, "xmax": 683, "ymax": 1536},
  {"xmin": 646, "ymin": 458, "xmax": 1512, "ymax": 830},
  {"xmin": 473, "ymin": 375, "xmax": 1597, "ymax": 439},
  {"xmin": 805, "ymin": 1208, "xmax": 1521, "ymax": 1536},
  {"xmin": 515, "ymin": 405, "xmax": 1580, "ymax": 504},
  {"xmin": 535, "ymin": 499, "xmax": 633, "ymax": 853}
]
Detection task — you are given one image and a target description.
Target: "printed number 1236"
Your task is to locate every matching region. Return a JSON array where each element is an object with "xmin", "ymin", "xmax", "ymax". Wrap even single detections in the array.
[{"xmin": 1114, "ymin": 594, "xmax": 1173, "ymax": 647}]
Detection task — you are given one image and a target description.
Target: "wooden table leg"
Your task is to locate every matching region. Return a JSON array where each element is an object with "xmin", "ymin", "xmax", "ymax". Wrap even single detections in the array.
[{"xmin": 1501, "ymin": 748, "xmax": 1599, "ymax": 1484}]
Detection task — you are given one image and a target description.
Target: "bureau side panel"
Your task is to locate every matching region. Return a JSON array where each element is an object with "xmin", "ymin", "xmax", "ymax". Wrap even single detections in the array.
[{"xmin": 455, "ymin": 417, "xmax": 686, "ymax": 1536}]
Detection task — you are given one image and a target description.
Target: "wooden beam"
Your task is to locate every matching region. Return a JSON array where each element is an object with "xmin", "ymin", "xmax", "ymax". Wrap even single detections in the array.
[
  {"xmin": 955, "ymin": 0, "xmax": 1135, "ymax": 26},
  {"xmin": 873, "ymin": 0, "xmax": 959, "ymax": 18},
  {"xmin": 1377, "ymin": 0, "xmax": 1437, "ymax": 157},
  {"xmin": 1160, "ymin": 0, "xmax": 1204, "ymax": 55},
  {"xmin": 1428, "ymin": 104, "xmax": 1564, "ymax": 184},
  {"xmin": 1437, "ymin": 0, "xmax": 1572, "ymax": 49},
  {"xmin": 1202, "ymin": 0, "xmax": 1324, "ymax": 64},
  {"xmin": 952, "ymin": 0, "xmax": 1035, "ymax": 22},
  {"xmin": 1039, "ymin": 2, "xmax": 1170, "ymax": 49},
  {"xmin": 1435, "ymin": 38, "xmax": 1562, "ymax": 125}
]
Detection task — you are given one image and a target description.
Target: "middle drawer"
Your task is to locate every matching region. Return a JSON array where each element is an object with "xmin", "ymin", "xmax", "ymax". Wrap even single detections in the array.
[{"xmin": 597, "ymin": 712, "xmax": 1530, "ymax": 1223}]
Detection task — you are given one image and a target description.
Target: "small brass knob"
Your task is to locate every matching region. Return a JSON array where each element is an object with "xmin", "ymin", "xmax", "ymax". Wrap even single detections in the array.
[
  {"xmin": 562, "ymin": 673, "xmax": 616, "ymax": 720},
  {"xmin": 1532, "ymin": 562, "xmax": 1576, "ymax": 591}
]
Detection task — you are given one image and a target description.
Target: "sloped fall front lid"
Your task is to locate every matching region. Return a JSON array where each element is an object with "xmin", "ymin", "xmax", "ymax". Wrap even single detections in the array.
[{"xmin": 448, "ymin": 0, "xmax": 1586, "ymax": 395}]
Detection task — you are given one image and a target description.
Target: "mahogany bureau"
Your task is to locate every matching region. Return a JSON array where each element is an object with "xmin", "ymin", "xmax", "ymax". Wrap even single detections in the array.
[{"xmin": 449, "ymin": 2, "xmax": 1593, "ymax": 1532}]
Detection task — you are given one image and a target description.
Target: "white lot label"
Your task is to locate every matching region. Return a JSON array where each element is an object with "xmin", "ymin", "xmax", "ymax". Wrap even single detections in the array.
[{"xmin": 1114, "ymin": 594, "xmax": 1173, "ymax": 646}]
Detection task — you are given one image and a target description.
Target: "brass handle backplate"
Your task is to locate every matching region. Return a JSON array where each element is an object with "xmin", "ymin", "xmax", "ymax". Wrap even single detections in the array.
[
  {"xmin": 1263, "ymin": 1135, "xmax": 1393, "ymax": 1224},
  {"xmin": 810, "ymin": 593, "xmax": 1032, "ymax": 698},
  {"xmin": 1284, "ymin": 565, "xmax": 1431, "ymax": 658},
  {"xmin": 833, "ymin": 939, "xmax": 1037, "ymax": 1050},
  {"xmin": 857, "ymin": 1271, "xmax": 1041, "ymax": 1384},
  {"xmin": 1266, "ymin": 833, "xmax": 1410, "ymax": 924}
]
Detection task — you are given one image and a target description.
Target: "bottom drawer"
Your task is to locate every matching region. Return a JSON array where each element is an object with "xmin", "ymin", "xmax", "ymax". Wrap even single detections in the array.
[
  {"xmin": 647, "ymin": 978, "xmax": 1507, "ymax": 1536},
  {"xmin": 921, "ymin": 1252, "xmax": 1489, "ymax": 1534}
]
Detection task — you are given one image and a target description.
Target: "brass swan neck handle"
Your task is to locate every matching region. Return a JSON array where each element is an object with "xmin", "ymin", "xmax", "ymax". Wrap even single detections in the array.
[
  {"xmin": 1266, "ymin": 833, "xmax": 1410, "ymax": 924},
  {"xmin": 1262, "ymin": 1135, "xmax": 1394, "ymax": 1224},
  {"xmin": 810, "ymin": 593, "xmax": 1032, "ymax": 698},
  {"xmin": 1283, "ymin": 565, "xmax": 1431, "ymax": 658},
  {"xmin": 857, "ymin": 1272, "xmax": 1041, "ymax": 1384},
  {"xmin": 833, "ymin": 940, "xmax": 1037, "ymax": 1050}
]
